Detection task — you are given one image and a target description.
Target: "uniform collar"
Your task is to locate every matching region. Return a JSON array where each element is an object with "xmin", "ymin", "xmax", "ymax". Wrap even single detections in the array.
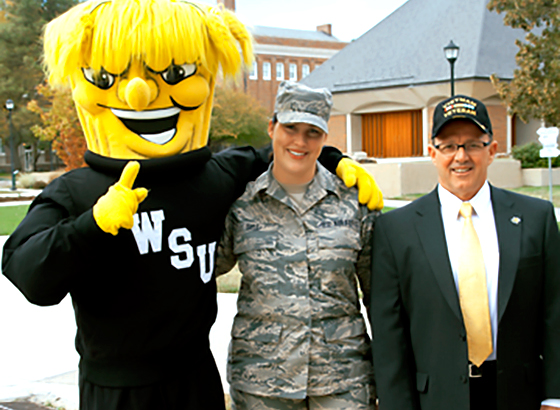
[{"xmin": 250, "ymin": 162, "xmax": 342, "ymax": 206}]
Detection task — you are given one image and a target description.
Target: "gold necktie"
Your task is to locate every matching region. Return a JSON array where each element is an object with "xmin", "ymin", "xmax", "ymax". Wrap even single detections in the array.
[{"xmin": 458, "ymin": 202, "xmax": 493, "ymax": 367}]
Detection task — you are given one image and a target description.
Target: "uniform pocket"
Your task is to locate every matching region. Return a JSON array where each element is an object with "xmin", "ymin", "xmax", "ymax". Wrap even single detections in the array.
[
  {"xmin": 317, "ymin": 227, "xmax": 362, "ymax": 251},
  {"xmin": 231, "ymin": 316, "xmax": 283, "ymax": 344},
  {"xmin": 233, "ymin": 231, "xmax": 277, "ymax": 255},
  {"xmin": 322, "ymin": 316, "xmax": 367, "ymax": 342}
]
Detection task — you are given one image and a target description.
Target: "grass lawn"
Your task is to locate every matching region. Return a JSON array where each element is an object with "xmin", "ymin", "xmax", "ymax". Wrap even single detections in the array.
[{"xmin": 0, "ymin": 204, "xmax": 29, "ymax": 236}]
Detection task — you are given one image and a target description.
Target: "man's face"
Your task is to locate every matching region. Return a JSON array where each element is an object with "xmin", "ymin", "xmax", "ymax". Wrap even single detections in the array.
[
  {"xmin": 268, "ymin": 120, "xmax": 327, "ymax": 184},
  {"xmin": 428, "ymin": 120, "xmax": 498, "ymax": 201}
]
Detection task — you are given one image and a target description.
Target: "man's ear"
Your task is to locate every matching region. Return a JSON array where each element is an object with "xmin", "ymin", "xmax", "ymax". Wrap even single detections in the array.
[
  {"xmin": 487, "ymin": 139, "xmax": 498, "ymax": 165},
  {"xmin": 428, "ymin": 143, "xmax": 437, "ymax": 164}
]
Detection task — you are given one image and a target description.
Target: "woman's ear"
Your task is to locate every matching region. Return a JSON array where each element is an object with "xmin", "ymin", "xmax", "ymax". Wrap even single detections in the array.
[{"xmin": 268, "ymin": 120, "xmax": 275, "ymax": 140}]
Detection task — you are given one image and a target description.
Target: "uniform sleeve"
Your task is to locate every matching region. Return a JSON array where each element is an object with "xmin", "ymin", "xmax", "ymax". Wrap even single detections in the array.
[
  {"xmin": 1, "ymin": 180, "xmax": 104, "ymax": 306},
  {"xmin": 371, "ymin": 215, "xmax": 420, "ymax": 410},
  {"xmin": 543, "ymin": 202, "xmax": 560, "ymax": 399},
  {"xmin": 214, "ymin": 208, "xmax": 238, "ymax": 277},
  {"xmin": 356, "ymin": 208, "xmax": 378, "ymax": 319}
]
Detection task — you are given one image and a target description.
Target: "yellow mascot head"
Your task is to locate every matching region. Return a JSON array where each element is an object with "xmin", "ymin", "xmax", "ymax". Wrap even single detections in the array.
[{"xmin": 43, "ymin": 0, "xmax": 252, "ymax": 159}]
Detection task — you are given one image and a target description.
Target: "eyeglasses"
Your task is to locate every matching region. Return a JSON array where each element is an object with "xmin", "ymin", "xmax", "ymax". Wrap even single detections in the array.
[{"xmin": 433, "ymin": 140, "xmax": 492, "ymax": 155}]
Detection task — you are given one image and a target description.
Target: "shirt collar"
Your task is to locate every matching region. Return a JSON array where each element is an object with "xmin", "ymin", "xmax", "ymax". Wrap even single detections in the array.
[{"xmin": 438, "ymin": 181, "xmax": 492, "ymax": 220}]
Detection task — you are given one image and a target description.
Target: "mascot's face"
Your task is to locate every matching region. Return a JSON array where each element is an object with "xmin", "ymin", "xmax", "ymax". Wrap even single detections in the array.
[{"xmin": 71, "ymin": 59, "xmax": 214, "ymax": 159}]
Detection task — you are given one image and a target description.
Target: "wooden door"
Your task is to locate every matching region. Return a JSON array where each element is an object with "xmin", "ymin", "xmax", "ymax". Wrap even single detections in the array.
[{"xmin": 362, "ymin": 110, "xmax": 423, "ymax": 158}]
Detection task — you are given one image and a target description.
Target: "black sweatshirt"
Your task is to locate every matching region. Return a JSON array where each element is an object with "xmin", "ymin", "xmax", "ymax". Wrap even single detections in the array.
[{"xmin": 2, "ymin": 145, "xmax": 342, "ymax": 387}]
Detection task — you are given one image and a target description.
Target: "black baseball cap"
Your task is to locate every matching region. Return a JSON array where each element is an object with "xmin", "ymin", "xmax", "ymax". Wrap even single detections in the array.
[{"xmin": 432, "ymin": 95, "xmax": 493, "ymax": 139}]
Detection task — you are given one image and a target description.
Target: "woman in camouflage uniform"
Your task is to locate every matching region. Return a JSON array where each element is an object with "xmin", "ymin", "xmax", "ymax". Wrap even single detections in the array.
[{"xmin": 216, "ymin": 81, "xmax": 378, "ymax": 410}]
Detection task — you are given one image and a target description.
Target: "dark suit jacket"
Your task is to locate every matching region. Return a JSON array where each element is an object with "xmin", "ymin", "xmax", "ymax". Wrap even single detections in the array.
[{"xmin": 371, "ymin": 185, "xmax": 560, "ymax": 410}]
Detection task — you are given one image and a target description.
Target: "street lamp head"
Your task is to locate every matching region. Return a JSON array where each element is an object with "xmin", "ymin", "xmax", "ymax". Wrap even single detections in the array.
[
  {"xmin": 5, "ymin": 99, "xmax": 14, "ymax": 111},
  {"xmin": 444, "ymin": 40, "xmax": 460, "ymax": 63}
]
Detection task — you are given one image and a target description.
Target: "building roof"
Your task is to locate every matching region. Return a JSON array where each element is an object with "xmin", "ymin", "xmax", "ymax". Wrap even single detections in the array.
[
  {"xmin": 250, "ymin": 25, "xmax": 344, "ymax": 43},
  {"xmin": 302, "ymin": 0, "xmax": 525, "ymax": 93}
]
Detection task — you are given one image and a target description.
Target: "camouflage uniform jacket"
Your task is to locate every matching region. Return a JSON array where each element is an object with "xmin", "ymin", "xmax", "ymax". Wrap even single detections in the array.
[{"xmin": 216, "ymin": 162, "xmax": 377, "ymax": 399}]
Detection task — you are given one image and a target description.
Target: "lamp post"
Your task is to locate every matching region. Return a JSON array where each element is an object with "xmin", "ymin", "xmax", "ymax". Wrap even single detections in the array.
[
  {"xmin": 444, "ymin": 40, "xmax": 460, "ymax": 97},
  {"xmin": 5, "ymin": 98, "xmax": 16, "ymax": 191}
]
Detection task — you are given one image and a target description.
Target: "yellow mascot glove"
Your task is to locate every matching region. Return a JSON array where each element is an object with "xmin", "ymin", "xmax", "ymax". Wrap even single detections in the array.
[
  {"xmin": 93, "ymin": 161, "xmax": 148, "ymax": 236},
  {"xmin": 336, "ymin": 157, "xmax": 384, "ymax": 211}
]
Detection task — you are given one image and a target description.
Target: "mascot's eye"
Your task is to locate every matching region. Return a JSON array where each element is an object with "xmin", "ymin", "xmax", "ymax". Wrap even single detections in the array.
[
  {"xmin": 82, "ymin": 67, "xmax": 115, "ymax": 90},
  {"xmin": 161, "ymin": 63, "xmax": 196, "ymax": 85}
]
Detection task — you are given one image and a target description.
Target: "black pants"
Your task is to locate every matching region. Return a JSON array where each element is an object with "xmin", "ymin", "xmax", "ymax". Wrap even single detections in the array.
[
  {"xmin": 79, "ymin": 352, "xmax": 225, "ymax": 410},
  {"xmin": 469, "ymin": 361, "xmax": 497, "ymax": 410}
]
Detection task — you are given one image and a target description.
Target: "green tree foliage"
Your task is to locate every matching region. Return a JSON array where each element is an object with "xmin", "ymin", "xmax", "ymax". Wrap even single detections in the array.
[
  {"xmin": 0, "ymin": 0, "xmax": 77, "ymax": 168},
  {"xmin": 209, "ymin": 85, "xmax": 271, "ymax": 152},
  {"xmin": 28, "ymin": 83, "xmax": 86, "ymax": 171},
  {"xmin": 512, "ymin": 141, "xmax": 560, "ymax": 168},
  {"xmin": 488, "ymin": 0, "xmax": 560, "ymax": 126}
]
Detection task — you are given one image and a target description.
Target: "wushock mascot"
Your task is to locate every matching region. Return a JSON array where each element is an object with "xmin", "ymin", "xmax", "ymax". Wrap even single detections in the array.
[{"xmin": 2, "ymin": 1, "xmax": 383, "ymax": 409}]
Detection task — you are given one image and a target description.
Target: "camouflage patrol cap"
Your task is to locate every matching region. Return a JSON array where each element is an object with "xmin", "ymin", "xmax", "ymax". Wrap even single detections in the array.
[{"xmin": 274, "ymin": 81, "xmax": 333, "ymax": 134}]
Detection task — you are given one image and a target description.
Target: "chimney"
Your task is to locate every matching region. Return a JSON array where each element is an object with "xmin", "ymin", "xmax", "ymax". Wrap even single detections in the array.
[
  {"xmin": 217, "ymin": 0, "xmax": 235, "ymax": 11},
  {"xmin": 316, "ymin": 24, "xmax": 332, "ymax": 36}
]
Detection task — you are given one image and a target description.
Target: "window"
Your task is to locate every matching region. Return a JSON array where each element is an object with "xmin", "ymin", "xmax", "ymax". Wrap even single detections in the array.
[
  {"xmin": 289, "ymin": 63, "xmax": 297, "ymax": 81},
  {"xmin": 276, "ymin": 63, "xmax": 284, "ymax": 81},
  {"xmin": 302, "ymin": 64, "xmax": 310, "ymax": 78},
  {"xmin": 249, "ymin": 61, "xmax": 257, "ymax": 80},
  {"xmin": 263, "ymin": 62, "xmax": 271, "ymax": 81}
]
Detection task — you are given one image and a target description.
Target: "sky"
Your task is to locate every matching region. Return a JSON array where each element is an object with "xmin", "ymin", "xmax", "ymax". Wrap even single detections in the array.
[{"xmin": 197, "ymin": 0, "xmax": 410, "ymax": 42}]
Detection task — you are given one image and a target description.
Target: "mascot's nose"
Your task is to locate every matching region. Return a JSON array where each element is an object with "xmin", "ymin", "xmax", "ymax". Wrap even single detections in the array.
[{"xmin": 125, "ymin": 77, "xmax": 151, "ymax": 111}]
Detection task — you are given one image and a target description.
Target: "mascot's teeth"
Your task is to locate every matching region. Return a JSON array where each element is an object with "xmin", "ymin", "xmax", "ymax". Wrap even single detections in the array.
[
  {"xmin": 110, "ymin": 107, "xmax": 181, "ymax": 120},
  {"xmin": 111, "ymin": 107, "xmax": 180, "ymax": 145},
  {"xmin": 140, "ymin": 129, "xmax": 176, "ymax": 145}
]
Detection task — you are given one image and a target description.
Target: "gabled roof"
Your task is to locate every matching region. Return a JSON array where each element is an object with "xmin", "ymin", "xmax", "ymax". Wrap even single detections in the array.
[
  {"xmin": 250, "ymin": 25, "xmax": 344, "ymax": 43},
  {"xmin": 302, "ymin": 0, "xmax": 525, "ymax": 93}
]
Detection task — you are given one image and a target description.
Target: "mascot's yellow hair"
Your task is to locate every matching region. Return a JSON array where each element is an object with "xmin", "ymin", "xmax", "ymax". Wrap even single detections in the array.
[{"xmin": 43, "ymin": 0, "xmax": 253, "ymax": 86}]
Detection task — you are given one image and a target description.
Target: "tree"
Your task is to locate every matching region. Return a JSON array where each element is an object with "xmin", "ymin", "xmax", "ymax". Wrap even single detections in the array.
[
  {"xmin": 27, "ymin": 83, "xmax": 86, "ymax": 171},
  {"xmin": 488, "ymin": 0, "xmax": 560, "ymax": 126},
  {"xmin": 209, "ymin": 85, "xmax": 271, "ymax": 152},
  {"xmin": 0, "ymin": 0, "xmax": 78, "ymax": 169}
]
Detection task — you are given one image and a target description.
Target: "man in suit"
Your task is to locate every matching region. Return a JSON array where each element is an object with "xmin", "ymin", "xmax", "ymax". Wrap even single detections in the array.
[{"xmin": 371, "ymin": 95, "xmax": 560, "ymax": 410}]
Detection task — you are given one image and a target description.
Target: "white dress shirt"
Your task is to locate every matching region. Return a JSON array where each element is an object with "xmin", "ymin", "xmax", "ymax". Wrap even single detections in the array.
[
  {"xmin": 438, "ymin": 182, "xmax": 560, "ymax": 408},
  {"xmin": 439, "ymin": 182, "xmax": 499, "ymax": 361}
]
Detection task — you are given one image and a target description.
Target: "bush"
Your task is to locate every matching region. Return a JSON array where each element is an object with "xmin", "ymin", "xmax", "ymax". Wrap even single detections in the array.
[
  {"xmin": 16, "ymin": 170, "xmax": 65, "ymax": 189},
  {"xmin": 512, "ymin": 142, "xmax": 560, "ymax": 168}
]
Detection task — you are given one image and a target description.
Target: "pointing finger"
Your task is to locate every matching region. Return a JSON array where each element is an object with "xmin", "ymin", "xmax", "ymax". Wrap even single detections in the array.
[{"xmin": 118, "ymin": 161, "xmax": 140, "ymax": 189}]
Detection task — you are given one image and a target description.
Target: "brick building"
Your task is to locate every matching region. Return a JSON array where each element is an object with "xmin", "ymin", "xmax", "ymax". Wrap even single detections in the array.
[
  {"xmin": 302, "ymin": 0, "xmax": 538, "ymax": 159},
  {"xmin": 217, "ymin": 0, "xmax": 347, "ymax": 114},
  {"xmin": 244, "ymin": 25, "xmax": 347, "ymax": 113}
]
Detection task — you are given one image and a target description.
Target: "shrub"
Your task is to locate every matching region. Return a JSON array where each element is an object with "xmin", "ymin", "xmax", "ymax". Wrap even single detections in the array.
[{"xmin": 512, "ymin": 142, "xmax": 560, "ymax": 168}]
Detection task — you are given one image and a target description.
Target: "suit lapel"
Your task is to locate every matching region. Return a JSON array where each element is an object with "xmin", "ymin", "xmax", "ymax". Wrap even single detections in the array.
[
  {"xmin": 414, "ymin": 189, "xmax": 463, "ymax": 322},
  {"xmin": 490, "ymin": 186, "xmax": 522, "ymax": 323}
]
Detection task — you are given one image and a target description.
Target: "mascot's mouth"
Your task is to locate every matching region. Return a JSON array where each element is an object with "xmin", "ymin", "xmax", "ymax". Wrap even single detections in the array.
[{"xmin": 111, "ymin": 107, "xmax": 180, "ymax": 145}]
